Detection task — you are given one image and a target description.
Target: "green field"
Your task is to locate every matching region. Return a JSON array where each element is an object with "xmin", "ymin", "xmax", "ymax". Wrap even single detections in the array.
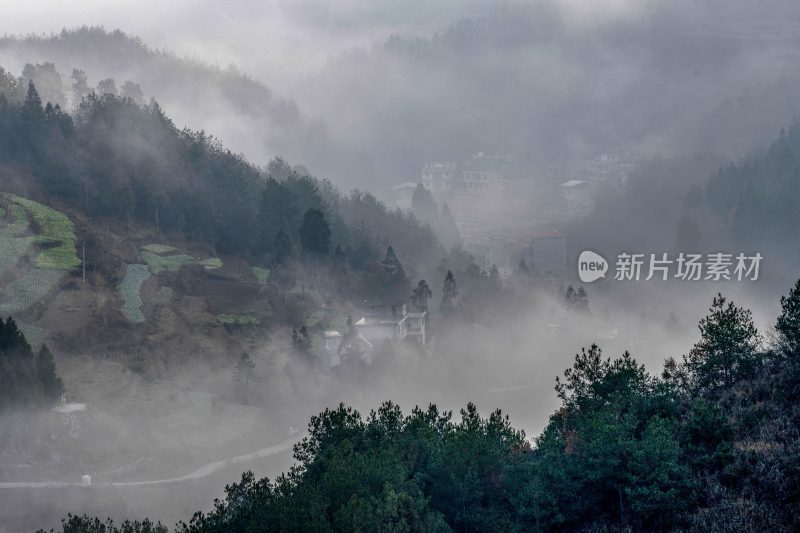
[
  {"xmin": 3, "ymin": 193, "xmax": 80, "ymax": 271},
  {"xmin": 120, "ymin": 264, "xmax": 150, "ymax": 323},
  {"xmin": 142, "ymin": 250, "xmax": 196, "ymax": 274},
  {"xmin": 141, "ymin": 243, "xmax": 223, "ymax": 274}
]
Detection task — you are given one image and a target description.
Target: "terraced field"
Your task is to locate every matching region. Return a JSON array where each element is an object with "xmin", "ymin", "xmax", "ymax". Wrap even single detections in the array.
[
  {"xmin": 0, "ymin": 193, "xmax": 80, "ymax": 316},
  {"xmin": 120, "ymin": 264, "xmax": 150, "ymax": 323},
  {"xmin": 5, "ymin": 193, "xmax": 81, "ymax": 271},
  {"xmin": 0, "ymin": 268, "xmax": 65, "ymax": 315}
]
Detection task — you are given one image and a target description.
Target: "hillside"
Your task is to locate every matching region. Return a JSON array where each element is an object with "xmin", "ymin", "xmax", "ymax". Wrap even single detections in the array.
[
  {"xmin": 0, "ymin": 27, "xmax": 371, "ymax": 189},
  {"xmin": 0, "ymin": 69, "xmax": 445, "ymax": 390}
]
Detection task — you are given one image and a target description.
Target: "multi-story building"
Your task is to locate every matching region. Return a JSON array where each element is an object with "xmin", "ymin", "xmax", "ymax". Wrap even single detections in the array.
[
  {"xmin": 421, "ymin": 161, "xmax": 457, "ymax": 193},
  {"xmin": 461, "ymin": 152, "xmax": 510, "ymax": 194},
  {"xmin": 354, "ymin": 303, "xmax": 427, "ymax": 346}
]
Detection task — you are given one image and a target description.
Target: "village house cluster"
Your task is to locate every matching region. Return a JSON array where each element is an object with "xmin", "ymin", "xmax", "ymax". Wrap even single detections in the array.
[{"xmin": 390, "ymin": 151, "xmax": 639, "ymax": 283}]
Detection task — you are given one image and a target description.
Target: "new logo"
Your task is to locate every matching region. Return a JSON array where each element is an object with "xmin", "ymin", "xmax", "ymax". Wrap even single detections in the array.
[{"xmin": 578, "ymin": 250, "xmax": 608, "ymax": 283}]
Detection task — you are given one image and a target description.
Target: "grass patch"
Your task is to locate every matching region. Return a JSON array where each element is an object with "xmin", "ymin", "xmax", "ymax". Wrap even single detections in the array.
[
  {"xmin": 120, "ymin": 264, "xmax": 150, "ymax": 323},
  {"xmin": 217, "ymin": 314, "xmax": 260, "ymax": 326},
  {"xmin": 142, "ymin": 251, "xmax": 195, "ymax": 274},
  {"xmin": 36, "ymin": 243, "xmax": 82, "ymax": 271},
  {"xmin": 251, "ymin": 266, "xmax": 270, "ymax": 284},
  {"xmin": 199, "ymin": 257, "xmax": 223, "ymax": 270},
  {"xmin": 141, "ymin": 243, "xmax": 223, "ymax": 274}
]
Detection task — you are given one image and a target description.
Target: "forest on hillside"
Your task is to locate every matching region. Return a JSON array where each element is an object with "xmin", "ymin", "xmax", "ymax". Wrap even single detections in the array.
[{"xmin": 0, "ymin": 68, "xmax": 447, "ymax": 292}]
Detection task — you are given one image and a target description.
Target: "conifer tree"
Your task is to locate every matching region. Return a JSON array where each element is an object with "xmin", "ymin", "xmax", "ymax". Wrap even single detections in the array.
[
  {"xmin": 441, "ymin": 270, "xmax": 458, "ymax": 313},
  {"xmin": 411, "ymin": 280, "xmax": 433, "ymax": 312},
  {"xmin": 777, "ymin": 279, "xmax": 800, "ymax": 355},
  {"xmin": 299, "ymin": 208, "xmax": 331, "ymax": 259},
  {"xmin": 21, "ymin": 80, "xmax": 44, "ymax": 126},
  {"xmin": 685, "ymin": 294, "xmax": 760, "ymax": 390},
  {"xmin": 381, "ymin": 246, "xmax": 409, "ymax": 302},
  {"xmin": 272, "ymin": 227, "xmax": 296, "ymax": 267},
  {"xmin": 36, "ymin": 344, "xmax": 64, "ymax": 405},
  {"xmin": 233, "ymin": 351, "xmax": 256, "ymax": 403},
  {"xmin": 411, "ymin": 183, "xmax": 437, "ymax": 223}
]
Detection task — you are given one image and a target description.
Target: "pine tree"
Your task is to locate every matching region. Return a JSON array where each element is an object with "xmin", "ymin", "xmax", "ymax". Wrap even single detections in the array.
[
  {"xmin": 96, "ymin": 78, "xmax": 117, "ymax": 96},
  {"xmin": 777, "ymin": 279, "xmax": 800, "ymax": 355},
  {"xmin": 272, "ymin": 228, "xmax": 296, "ymax": 267},
  {"xmin": 576, "ymin": 287, "xmax": 590, "ymax": 313},
  {"xmin": 233, "ymin": 351, "xmax": 256, "ymax": 403},
  {"xmin": 332, "ymin": 245, "xmax": 349, "ymax": 292},
  {"xmin": 565, "ymin": 286, "xmax": 576, "ymax": 307},
  {"xmin": 292, "ymin": 326, "xmax": 313, "ymax": 356},
  {"xmin": 299, "ymin": 208, "xmax": 331, "ymax": 259},
  {"xmin": 21, "ymin": 80, "xmax": 44, "ymax": 125},
  {"xmin": 120, "ymin": 81, "xmax": 144, "ymax": 105},
  {"xmin": 36, "ymin": 344, "xmax": 64, "ymax": 405},
  {"xmin": 685, "ymin": 294, "xmax": 760, "ymax": 390},
  {"xmin": 411, "ymin": 280, "xmax": 433, "ymax": 312},
  {"xmin": 441, "ymin": 270, "xmax": 458, "ymax": 313},
  {"xmin": 258, "ymin": 178, "xmax": 298, "ymax": 253},
  {"xmin": 438, "ymin": 203, "xmax": 462, "ymax": 248},
  {"xmin": 0, "ymin": 317, "xmax": 31, "ymax": 356},
  {"xmin": 71, "ymin": 69, "xmax": 90, "ymax": 106},
  {"xmin": 411, "ymin": 183, "xmax": 437, "ymax": 223},
  {"xmin": 382, "ymin": 246, "xmax": 406, "ymax": 282},
  {"xmin": 381, "ymin": 246, "xmax": 409, "ymax": 302}
]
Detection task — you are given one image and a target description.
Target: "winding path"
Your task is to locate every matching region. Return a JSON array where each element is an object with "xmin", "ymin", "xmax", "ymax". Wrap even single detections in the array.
[{"xmin": 0, "ymin": 435, "xmax": 301, "ymax": 489}]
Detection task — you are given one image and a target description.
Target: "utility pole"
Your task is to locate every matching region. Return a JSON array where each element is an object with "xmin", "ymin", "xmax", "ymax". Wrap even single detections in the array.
[{"xmin": 82, "ymin": 240, "xmax": 86, "ymax": 285}]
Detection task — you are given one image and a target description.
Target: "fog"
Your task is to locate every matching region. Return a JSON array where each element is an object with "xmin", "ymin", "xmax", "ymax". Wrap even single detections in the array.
[
  {"xmin": 3, "ymin": 1, "xmax": 800, "ymax": 189},
  {"xmin": 1, "ymin": 0, "xmax": 800, "ymax": 531}
]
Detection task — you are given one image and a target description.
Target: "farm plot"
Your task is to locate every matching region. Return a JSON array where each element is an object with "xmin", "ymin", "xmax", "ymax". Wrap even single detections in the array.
[
  {"xmin": 141, "ymin": 243, "xmax": 223, "ymax": 274},
  {"xmin": 120, "ymin": 264, "xmax": 150, "ymax": 323},
  {"xmin": 0, "ymin": 268, "xmax": 64, "ymax": 315},
  {"xmin": 2, "ymin": 193, "xmax": 80, "ymax": 271}
]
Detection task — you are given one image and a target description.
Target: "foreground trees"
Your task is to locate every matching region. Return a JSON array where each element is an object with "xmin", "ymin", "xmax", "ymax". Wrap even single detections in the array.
[
  {"xmin": 0, "ymin": 316, "xmax": 63, "ymax": 410},
  {"xmin": 48, "ymin": 282, "xmax": 800, "ymax": 532}
]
